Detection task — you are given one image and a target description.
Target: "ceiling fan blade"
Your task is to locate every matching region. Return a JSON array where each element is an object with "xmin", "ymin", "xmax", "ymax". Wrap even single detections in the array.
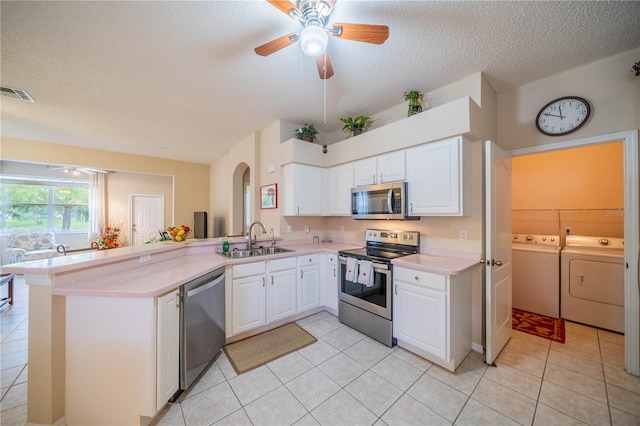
[
  {"xmin": 331, "ymin": 23, "xmax": 389, "ymax": 44},
  {"xmin": 267, "ymin": 0, "xmax": 300, "ymax": 17},
  {"xmin": 316, "ymin": 54, "xmax": 334, "ymax": 79},
  {"xmin": 254, "ymin": 32, "xmax": 298, "ymax": 56}
]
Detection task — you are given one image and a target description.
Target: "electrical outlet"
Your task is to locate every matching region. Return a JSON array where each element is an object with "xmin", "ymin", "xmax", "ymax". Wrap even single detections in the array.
[
  {"xmin": 304, "ymin": 224, "xmax": 310, "ymax": 234},
  {"xmin": 340, "ymin": 225, "xmax": 344, "ymax": 233},
  {"xmin": 287, "ymin": 225, "xmax": 292, "ymax": 233},
  {"xmin": 140, "ymin": 255, "xmax": 151, "ymax": 263},
  {"xmin": 565, "ymin": 226, "xmax": 572, "ymax": 235},
  {"xmin": 460, "ymin": 230, "xmax": 468, "ymax": 241}
]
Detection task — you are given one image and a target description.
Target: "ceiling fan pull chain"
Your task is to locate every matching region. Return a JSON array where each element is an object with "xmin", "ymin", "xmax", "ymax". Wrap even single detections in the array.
[{"xmin": 323, "ymin": 53, "xmax": 327, "ymax": 124}]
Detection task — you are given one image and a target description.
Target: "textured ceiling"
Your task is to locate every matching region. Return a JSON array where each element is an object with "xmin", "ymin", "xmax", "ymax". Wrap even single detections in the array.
[{"xmin": 1, "ymin": 1, "xmax": 639, "ymax": 164}]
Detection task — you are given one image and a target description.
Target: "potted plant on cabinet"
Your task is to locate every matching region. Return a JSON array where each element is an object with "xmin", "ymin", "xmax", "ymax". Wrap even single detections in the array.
[
  {"xmin": 340, "ymin": 115, "xmax": 372, "ymax": 136},
  {"xmin": 294, "ymin": 123, "xmax": 319, "ymax": 142},
  {"xmin": 404, "ymin": 90, "xmax": 423, "ymax": 116}
]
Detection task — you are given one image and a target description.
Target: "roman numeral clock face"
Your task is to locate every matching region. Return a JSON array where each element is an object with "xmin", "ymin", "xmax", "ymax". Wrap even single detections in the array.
[{"xmin": 536, "ymin": 96, "xmax": 591, "ymax": 136}]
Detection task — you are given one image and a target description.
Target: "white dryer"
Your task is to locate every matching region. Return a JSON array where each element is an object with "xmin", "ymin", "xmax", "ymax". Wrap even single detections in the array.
[
  {"xmin": 512, "ymin": 234, "xmax": 561, "ymax": 318},
  {"xmin": 561, "ymin": 235, "xmax": 624, "ymax": 333}
]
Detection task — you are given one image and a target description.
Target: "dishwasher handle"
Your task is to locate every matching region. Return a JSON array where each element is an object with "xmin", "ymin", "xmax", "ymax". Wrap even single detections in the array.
[{"xmin": 186, "ymin": 274, "xmax": 224, "ymax": 298}]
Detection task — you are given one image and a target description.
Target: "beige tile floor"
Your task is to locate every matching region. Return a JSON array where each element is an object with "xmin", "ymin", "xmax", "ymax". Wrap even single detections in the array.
[{"xmin": 2, "ymin": 276, "xmax": 640, "ymax": 425}]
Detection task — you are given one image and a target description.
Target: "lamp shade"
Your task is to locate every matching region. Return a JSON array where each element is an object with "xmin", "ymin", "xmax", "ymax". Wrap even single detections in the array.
[{"xmin": 300, "ymin": 25, "xmax": 328, "ymax": 57}]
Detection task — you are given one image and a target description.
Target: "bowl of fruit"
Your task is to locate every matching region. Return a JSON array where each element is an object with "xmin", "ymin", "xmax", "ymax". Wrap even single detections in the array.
[{"xmin": 167, "ymin": 225, "xmax": 190, "ymax": 242}]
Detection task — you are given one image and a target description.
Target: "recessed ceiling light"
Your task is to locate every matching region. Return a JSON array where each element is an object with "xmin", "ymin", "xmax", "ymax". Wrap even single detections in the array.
[{"xmin": 0, "ymin": 86, "xmax": 35, "ymax": 103}]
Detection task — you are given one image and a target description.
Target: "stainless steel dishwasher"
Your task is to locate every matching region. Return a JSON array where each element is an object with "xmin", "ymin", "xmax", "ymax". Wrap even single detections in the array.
[{"xmin": 180, "ymin": 267, "xmax": 225, "ymax": 391}]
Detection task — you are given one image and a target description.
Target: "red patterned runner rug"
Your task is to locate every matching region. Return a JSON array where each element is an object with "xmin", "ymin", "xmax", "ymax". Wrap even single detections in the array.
[{"xmin": 512, "ymin": 308, "xmax": 565, "ymax": 343}]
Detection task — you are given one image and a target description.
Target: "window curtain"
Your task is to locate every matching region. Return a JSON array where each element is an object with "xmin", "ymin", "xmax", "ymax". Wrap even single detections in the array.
[{"xmin": 89, "ymin": 172, "xmax": 106, "ymax": 239}]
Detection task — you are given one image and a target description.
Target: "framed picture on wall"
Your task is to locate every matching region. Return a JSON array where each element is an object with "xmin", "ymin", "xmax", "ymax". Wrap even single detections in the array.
[{"xmin": 260, "ymin": 183, "xmax": 277, "ymax": 209}]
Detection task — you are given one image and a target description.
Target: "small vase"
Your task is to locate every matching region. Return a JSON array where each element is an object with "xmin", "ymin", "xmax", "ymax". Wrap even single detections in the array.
[
  {"xmin": 323, "ymin": 146, "xmax": 328, "ymax": 154},
  {"xmin": 353, "ymin": 128, "xmax": 363, "ymax": 136},
  {"xmin": 302, "ymin": 137, "xmax": 314, "ymax": 143}
]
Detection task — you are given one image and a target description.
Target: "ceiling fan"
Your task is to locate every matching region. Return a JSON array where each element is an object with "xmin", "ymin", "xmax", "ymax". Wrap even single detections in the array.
[{"xmin": 254, "ymin": 0, "xmax": 389, "ymax": 79}]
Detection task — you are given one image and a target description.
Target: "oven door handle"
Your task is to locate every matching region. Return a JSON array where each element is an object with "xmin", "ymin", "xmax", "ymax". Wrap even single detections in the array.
[
  {"xmin": 339, "ymin": 256, "xmax": 389, "ymax": 271},
  {"xmin": 387, "ymin": 189, "xmax": 394, "ymax": 214}
]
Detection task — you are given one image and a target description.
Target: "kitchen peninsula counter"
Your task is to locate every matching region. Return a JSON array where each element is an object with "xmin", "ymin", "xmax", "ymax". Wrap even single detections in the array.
[{"xmin": 3, "ymin": 238, "xmax": 362, "ymax": 298}]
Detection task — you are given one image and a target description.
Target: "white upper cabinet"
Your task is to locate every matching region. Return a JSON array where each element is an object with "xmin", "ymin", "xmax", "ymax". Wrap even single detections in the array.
[
  {"xmin": 405, "ymin": 137, "xmax": 470, "ymax": 216},
  {"xmin": 282, "ymin": 163, "xmax": 324, "ymax": 215},
  {"xmin": 353, "ymin": 151, "xmax": 406, "ymax": 186},
  {"xmin": 327, "ymin": 163, "xmax": 353, "ymax": 216}
]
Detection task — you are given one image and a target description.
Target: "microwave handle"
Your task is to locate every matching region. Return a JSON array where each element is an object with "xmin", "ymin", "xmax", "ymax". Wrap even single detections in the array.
[{"xmin": 387, "ymin": 189, "xmax": 394, "ymax": 214}]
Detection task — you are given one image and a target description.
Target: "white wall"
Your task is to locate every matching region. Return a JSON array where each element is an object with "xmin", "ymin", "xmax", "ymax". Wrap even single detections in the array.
[{"xmin": 498, "ymin": 48, "xmax": 640, "ymax": 150}]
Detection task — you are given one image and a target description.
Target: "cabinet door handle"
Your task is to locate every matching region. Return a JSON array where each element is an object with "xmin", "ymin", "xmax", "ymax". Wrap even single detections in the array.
[
  {"xmin": 271, "ymin": 275, "xmax": 274, "ymax": 285},
  {"xmin": 297, "ymin": 206, "xmax": 300, "ymax": 214},
  {"xmin": 333, "ymin": 268, "xmax": 336, "ymax": 277},
  {"xmin": 372, "ymin": 174, "xmax": 376, "ymax": 184},
  {"xmin": 410, "ymin": 203, "xmax": 413, "ymax": 213},
  {"xmin": 394, "ymin": 284, "xmax": 398, "ymax": 295},
  {"xmin": 380, "ymin": 173, "xmax": 383, "ymax": 183},
  {"xmin": 262, "ymin": 277, "xmax": 265, "ymax": 287},
  {"xmin": 300, "ymin": 270, "xmax": 303, "ymax": 278}
]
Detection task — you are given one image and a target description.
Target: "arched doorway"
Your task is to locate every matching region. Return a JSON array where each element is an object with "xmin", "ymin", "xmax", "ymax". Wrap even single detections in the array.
[{"xmin": 232, "ymin": 163, "xmax": 250, "ymax": 236}]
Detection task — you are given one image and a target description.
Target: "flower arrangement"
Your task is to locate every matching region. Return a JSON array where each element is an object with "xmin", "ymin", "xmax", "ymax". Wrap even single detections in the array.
[
  {"xmin": 294, "ymin": 123, "xmax": 318, "ymax": 142},
  {"xmin": 167, "ymin": 225, "xmax": 190, "ymax": 242},
  {"xmin": 92, "ymin": 223, "xmax": 121, "ymax": 250}
]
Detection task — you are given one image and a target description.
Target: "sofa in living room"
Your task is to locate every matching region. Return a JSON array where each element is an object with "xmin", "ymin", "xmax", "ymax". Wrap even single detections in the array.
[{"xmin": 6, "ymin": 232, "xmax": 70, "ymax": 263}]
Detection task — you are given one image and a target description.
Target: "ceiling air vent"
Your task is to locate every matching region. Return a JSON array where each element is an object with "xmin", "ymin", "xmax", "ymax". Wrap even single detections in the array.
[{"xmin": 0, "ymin": 86, "xmax": 35, "ymax": 103}]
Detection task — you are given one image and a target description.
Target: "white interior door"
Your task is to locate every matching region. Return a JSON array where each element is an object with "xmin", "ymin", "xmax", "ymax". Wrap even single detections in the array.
[
  {"xmin": 131, "ymin": 195, "xmax": 164, "ymax": 246},
  {"xmin": 485, "ymin": 141, "xmax": 512, "ymax": 365}
]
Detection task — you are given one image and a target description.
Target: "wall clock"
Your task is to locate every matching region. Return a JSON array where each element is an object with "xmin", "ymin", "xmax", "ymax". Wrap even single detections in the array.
[{"xmin": 535, "ymin": 96, "xmax": 591, "ymax": 136}]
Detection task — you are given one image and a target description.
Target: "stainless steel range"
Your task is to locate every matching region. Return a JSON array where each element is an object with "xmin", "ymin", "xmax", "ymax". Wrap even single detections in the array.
[{"xmin": 338, "ymin": 229, "xmax": 420, "ymax": 346}]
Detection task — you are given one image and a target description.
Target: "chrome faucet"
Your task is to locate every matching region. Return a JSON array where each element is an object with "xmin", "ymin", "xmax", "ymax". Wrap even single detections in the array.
[
  {"xmin": 248, "ymin": 221, "xmax": 267, "ymax": 250},
  {"xmin": 270, "ymin": 228, "xmax": 276, "ymax": 247}
]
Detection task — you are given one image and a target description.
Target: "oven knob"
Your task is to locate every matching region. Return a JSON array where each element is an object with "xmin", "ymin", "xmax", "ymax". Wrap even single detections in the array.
[
  {"xmin": 368, "ymin": 232, "xmax": 372, "ymax": 236},
  {"xmin": 542, "ymin": 237, "xmax": 546, "ymax": 241},
  {"xmin": 409, "ymin": 235, "xmax": 413, "ymax": 240},
  {"xmin": 403, "ymin": 235, "xmax": 407, "ymax": 239}
]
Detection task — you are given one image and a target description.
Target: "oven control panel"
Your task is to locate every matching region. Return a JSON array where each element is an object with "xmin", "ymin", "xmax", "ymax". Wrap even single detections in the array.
[{"xmin": 365, "ymin": 229, "xmax": 420, "ymax": 247}]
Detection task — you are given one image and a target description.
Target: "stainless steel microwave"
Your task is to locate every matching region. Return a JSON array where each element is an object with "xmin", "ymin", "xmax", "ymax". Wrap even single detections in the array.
[{"xmin": 351, "ymin": 182, "xmax": 417, "ymax": 220}]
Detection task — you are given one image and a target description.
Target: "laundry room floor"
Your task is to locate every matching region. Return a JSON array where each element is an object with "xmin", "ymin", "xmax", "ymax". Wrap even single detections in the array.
[{"xmin": 1, "ymin": 276, "xmax": 639, "ymax": 425}]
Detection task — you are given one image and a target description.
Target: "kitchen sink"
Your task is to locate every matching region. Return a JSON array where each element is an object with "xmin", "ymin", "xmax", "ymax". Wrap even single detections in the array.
[{"xmin": 218, "ymin": 247, "xmax": 294, "ymax": 258}]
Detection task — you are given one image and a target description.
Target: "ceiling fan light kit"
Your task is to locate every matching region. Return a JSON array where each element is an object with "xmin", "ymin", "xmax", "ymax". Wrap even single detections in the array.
[
  {"xmin": 256, "ymin": 0, "xmax": 389, "ymax": 79},
  {"xmin": 300, "ymin": 24, "xmax": 328, "ymax": 56}
]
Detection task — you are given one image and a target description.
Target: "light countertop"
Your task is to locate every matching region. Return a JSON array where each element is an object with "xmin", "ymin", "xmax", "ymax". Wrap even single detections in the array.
[
  {"xmin": 5, "ymin": 238, "xmax": 479, "ymax": 297},
  {"xmin": 392, "ymin": 252, "xmax": 480, "ymax": 275},
  {"xmin": 6, "ymin": 239, "xmax": 362, "ymax": 298}
]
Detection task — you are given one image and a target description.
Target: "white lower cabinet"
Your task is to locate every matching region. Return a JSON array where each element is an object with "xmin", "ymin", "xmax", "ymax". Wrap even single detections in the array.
[
  {"xmin": 325, "ymin": 254, "xmax": 339, "ymax": 315},
  {"xmin": 231, "ymin": 262, "xmax": 267, "ymax": 335},
  {"xmin": 230, "ymin": 257, "xmax": 307, "ymax": 336},
  {"xmin": 156, "ymin": 289, "xmax": 180, "ymax": 410},
  {"xmin": 267, "ymin": 257, "xmax": 298, "ymax": 323},
  {"xmin": 298, "ymin": 254, "xmax": 321, "ymax": 312},
  {"xmin": 393, "ymin": 266, "xmax": 472, "ymax": 372}
]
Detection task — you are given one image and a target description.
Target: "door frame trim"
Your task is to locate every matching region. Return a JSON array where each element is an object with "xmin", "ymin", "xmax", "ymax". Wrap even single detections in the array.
[{"xmin": 509, "ymin": 129, "xmax": 639, "ymax": 376}]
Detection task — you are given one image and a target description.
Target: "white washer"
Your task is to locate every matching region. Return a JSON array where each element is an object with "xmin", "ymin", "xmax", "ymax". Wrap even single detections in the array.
[
  {"xmin": 512, "ymin": 234, "xmax": 561, "ymax": 318},
  {"xmin": 561, "ymin": 235, "xmax": 624, "ymax": 333}
]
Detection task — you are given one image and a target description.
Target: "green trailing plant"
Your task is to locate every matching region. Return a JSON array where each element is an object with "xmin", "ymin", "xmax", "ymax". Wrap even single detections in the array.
[
  {"xmin": 404, "ymin": 90, "xmax": 423, "ymax": 116},
  {"xmin": 294, "ymin": 123, "xmax": 318, "ymax": 142},
  {"xmin": 340, "ymin": 115, "xmax": 372, "ymax": 136}
]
